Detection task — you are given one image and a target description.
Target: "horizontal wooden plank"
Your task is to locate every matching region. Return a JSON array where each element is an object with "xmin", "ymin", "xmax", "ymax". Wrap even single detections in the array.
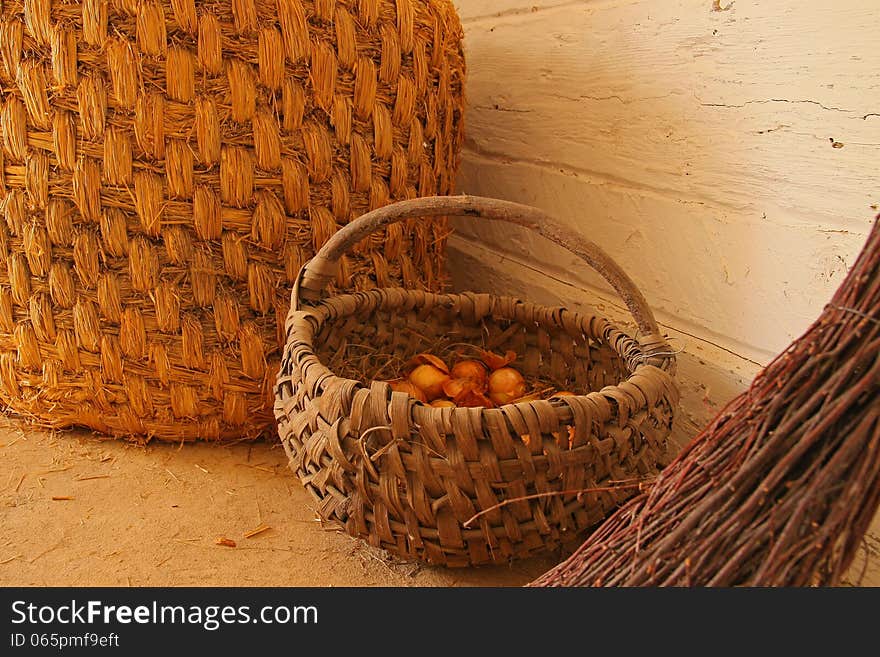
[
  {"xmin": 460, "ymin": 0, "xmax": 880, "ymax": 222},
  {"xmin": 454, "ymin": 150, "xmax": 870, "ymax": 362}
]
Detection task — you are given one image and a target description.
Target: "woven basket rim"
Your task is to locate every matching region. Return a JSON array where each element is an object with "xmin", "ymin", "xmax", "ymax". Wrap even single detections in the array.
[{"xmin": 281, "ymin": 286, "xmax": 676, "ymax": 424}]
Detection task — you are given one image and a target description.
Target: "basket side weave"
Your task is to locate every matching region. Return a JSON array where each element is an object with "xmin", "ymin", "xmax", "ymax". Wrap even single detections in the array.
[
  {"xmin": 275, "ymin": 289, "xmax": 679, "ymax": 566},
  {"xmin": 0, "ymin": 0, "xmax": 465, "ymax": 440}
]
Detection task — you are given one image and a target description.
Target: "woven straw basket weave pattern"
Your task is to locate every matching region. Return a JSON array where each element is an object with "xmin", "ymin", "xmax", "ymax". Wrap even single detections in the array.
[
  {"xmin": 0, "ymin": 0, "xmax": 465, "ymax": 440},
  {"xmin": 275, "ymin": 196, "xmax": 679, "ymax": 567}
]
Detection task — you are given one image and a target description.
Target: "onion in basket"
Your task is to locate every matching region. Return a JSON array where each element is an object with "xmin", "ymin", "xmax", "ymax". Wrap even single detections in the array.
[
  {"xmin": 408, "ymin": 364, "xmax": 450, "ymax": 401},
  {"xmin": 389, "ymin": 379, "xmax": 428, "ymax": 402},
  {"xmin": 450, "ymin": 359, "xmax": 488, "ymax": 387},
  {"xmin": 488, "ymin": 367, "xmax": 527, "ymax": 405}
]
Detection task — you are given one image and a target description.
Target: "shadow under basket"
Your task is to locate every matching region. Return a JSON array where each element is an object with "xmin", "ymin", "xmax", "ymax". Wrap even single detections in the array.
[{"xmin": 274, "ymin": 196, "xmax": 679, "ymax": 567}]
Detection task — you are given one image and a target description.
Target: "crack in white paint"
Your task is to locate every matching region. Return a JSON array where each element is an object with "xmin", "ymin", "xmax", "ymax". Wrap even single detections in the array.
[
  {"xmin": 697, "ymin": 96, "xmax": 860, "ymax": 115},
  {"xmin": 546, "ymin": 91, "xmax": 678, "ymax": 105},
  {"xmin": 754, "ymin": 124, "xmax": 791, "ymax": 135},
  {"xmin": 471, "ymin": 104, "xmax": 534, "ymax": 113}
]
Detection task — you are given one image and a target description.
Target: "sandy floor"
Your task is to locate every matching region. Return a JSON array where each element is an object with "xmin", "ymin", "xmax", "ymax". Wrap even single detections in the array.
[
  {"xmin": 4, "ymin": 407, "xmax": 878, "ymax": 587},
  {"xmin": 0, "ymin": 417, "xmax": 561, "ymax": 587}
]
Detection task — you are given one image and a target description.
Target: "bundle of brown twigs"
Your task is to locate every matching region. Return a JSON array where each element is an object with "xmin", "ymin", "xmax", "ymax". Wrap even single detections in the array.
[{"xmin": 531, "ymin": 216, "xmax": 880, "ymax": 587}]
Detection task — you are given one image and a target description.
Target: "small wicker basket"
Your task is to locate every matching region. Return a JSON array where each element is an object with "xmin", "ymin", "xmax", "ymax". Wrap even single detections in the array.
[{"xmin": 274, "ymin": 195, "xmax": 679, "ymax": 566}]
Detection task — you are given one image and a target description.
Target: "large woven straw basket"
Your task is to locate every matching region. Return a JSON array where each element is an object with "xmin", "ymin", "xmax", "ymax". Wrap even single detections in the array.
[
  {"xmin": 0, "ymin": 0, "xmax": 465, "ymax": 441},
  {"xmin": 275, "ymin": 196, "xmax": 679, "ymax": 567}
]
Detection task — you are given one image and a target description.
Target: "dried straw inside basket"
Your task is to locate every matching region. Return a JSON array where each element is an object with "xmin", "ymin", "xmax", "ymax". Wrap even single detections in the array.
[
  {"xmin": 0, "ymin": 0, "xmax": 465, "ymax": 441},
  {"xmin": 320, "ymin": 303, "xmax": 634, "ymax": 398}
]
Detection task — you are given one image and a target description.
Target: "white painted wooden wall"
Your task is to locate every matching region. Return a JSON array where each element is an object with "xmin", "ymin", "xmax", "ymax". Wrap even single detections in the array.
[
  {"xmin": 447, "ymin": 0, "xmax": 880, "ymax": 584},
  {"xmin": 450, "ymin": 0, "xmax": 879, "ymax": 362}
]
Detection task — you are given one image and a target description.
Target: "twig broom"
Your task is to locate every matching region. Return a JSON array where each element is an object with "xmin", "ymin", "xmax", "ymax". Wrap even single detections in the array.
[{"xmin": 531, "ymin": 216, "xmax": 880, "ymax": 587}]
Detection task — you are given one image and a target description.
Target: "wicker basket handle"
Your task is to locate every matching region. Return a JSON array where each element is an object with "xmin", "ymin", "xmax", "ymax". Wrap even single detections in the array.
[{"xmin": 295, "ymin": 195, "xmax": 663, "ymax": 339}]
